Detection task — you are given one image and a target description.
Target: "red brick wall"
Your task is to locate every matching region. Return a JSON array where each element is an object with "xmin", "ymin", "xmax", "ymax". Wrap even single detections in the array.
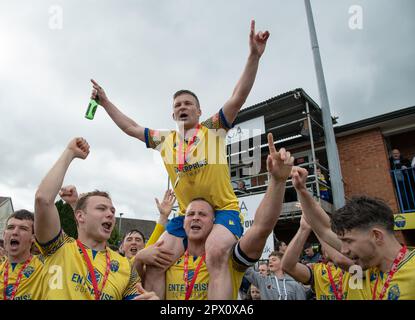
[{"xmin": 337, "ymin": 129, "xmax": 399, "ymax": 212}]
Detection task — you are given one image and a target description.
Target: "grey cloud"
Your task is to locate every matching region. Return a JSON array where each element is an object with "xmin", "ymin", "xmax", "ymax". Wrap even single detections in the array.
[{"xmin": 1, "ymin": 0, "xmax": 414, "ymax": 219}]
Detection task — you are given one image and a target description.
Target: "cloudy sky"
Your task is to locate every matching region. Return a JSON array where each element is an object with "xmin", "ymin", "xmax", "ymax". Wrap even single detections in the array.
[{"xmin": 1, "ymin": 0, "xmax": 414, "ymax": 221}]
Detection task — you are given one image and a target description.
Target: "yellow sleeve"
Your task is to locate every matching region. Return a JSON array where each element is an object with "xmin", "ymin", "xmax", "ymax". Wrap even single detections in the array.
[{"xmin": 146, "ymin": 223, "xmax": 166, "ymax": 247}]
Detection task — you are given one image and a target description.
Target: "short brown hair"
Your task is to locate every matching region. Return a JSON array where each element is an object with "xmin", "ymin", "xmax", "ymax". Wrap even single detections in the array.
[
  {"xmin": 173, "ymin": 90, "xmax": 200, "ymax": 108},
  {"xmin": 7, "ymin": 210, "xmax": 34, "ymax": 233},
  {"xmin": 331, "ymin": 196, "xmax": 395, "ymax": 236},
  {"xmin": 75, "ymin": 190, "xmax": 111, "ymax": 212},
  {"xmin": 188, "ymin": 197, "xmax": 215, "ymax": 213}
]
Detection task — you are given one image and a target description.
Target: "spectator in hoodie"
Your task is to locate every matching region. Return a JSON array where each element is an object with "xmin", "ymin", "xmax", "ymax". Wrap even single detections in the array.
[
  {"xmin": 258, "ymin": 261, "xmax": 269, "ymax": 276},
  {"xmin": 244, "ymin": 251, "xmax": 306, "ymax": 300}
]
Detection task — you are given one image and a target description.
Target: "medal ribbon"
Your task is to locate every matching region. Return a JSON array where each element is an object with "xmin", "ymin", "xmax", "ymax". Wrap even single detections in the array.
[
  {"xmin": 372, "ymin": 245, "xmax": 407, "ymax": 300},
  {"xmin": 325, "ymin": 263, "xmax": 343, "ymax": 300},
  {"xmin": 3, "ymin": 256, "xmax": 32, "ymax": 300},
  {"xmin": 76, "ymin": 240, "xmax": 110, "ymax": 300},
  {"xmin": 177, "ymin": 125, "xmax": 200, "ymax": 172},
  {"xmin": 183, "ymin": 249, "xmax": 206, "ymax": 300}
]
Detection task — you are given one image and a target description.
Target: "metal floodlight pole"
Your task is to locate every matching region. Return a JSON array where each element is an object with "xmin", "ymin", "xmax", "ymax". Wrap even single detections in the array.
[
  {"xmin": 119, "ymin": 212, "xmax": 124, "ymax": 234},
  {"xmin": 304, "ymin": 0, "xmax": 345, "ymax": 209}
]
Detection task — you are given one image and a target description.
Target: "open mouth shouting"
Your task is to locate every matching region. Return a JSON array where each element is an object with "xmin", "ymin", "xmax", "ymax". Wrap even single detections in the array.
[
  {"xmin": 190, "ymin": 223, "xmax": 202, "ymax": 232},
  {"xmin": 102, "ymin": 222, "xmax": 113, "ymax": 233},
  {"xmin": 179, "ymin": 112, "xmax": 189, "ymax": 121},
  {"xmin": 129, "ymin": 246, "xmax": 138, "ymax": 255},
  {"xmin": 9, "ymin": 238, "xmax": 20, "ymax": 249}
]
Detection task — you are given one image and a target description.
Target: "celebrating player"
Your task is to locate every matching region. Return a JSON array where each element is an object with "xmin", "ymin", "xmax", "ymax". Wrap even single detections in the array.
[
  {"xmin": 291, "ymin": 166, "xmax": 415, "ymax": 300},
  {"xmin": 281, "ymin": 215, "xmax": 354, "ymax": 300},
  {"xmin": 34, "ymin": 137, "xmax": 158, "ymax": 300},
  {"xmin": 90, "ymin": 20, "xmax": 270, "ymax": 299},
  {"xmin": 0, "ymin": 210, "xmax": 44, "ymax": 300},
  {"xmin": 136, "ymin": 133, "xmax": 294, "ymax": 299}
]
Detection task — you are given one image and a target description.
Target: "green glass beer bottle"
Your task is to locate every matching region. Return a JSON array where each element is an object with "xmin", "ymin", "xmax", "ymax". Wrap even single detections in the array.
[{"xmin": 85, "ymin": 99, "xmax": 99, "ymax": 120}]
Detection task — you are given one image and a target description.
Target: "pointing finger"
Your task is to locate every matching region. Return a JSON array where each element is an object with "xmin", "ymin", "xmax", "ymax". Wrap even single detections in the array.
[
  {"xmin": 267, "ymin": 133, "xmax": 277, "ymax": 155},
  {"xmin": 90, "ymin": 79, "xmax": 100, "ymax": 87}
]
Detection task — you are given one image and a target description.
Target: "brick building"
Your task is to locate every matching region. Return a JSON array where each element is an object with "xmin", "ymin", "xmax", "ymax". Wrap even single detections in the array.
[{"xmin": 228, "ymin": 89, "xmax": 415, "ymax": 246}]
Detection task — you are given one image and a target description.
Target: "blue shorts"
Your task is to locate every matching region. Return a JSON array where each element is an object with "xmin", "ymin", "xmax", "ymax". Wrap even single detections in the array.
[
  {"xmin": 166, "ymin": 210, "xmax": 243, "ymax": 239},
  {"xmin": 320, "ymin": 190, "xmax": 329, "ymax": 201}
]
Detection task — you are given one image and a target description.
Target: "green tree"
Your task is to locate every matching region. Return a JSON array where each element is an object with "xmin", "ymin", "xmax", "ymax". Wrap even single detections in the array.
[
  {"xmin": 108, "ymin": 226, "xmax": 121, "ymax": 248},
  {"xmin": 55, "ymin": 200, "xmax": 78, "ymax": 238}
]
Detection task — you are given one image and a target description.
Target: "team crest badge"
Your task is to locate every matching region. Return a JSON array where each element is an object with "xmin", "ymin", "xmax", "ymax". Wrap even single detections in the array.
[
  {"xmin": 87, "ymin": 268, "xmax": 102, "ymax": 284},
  {"xmin": 110, "ymin": 260, "xmax": 119, "ymax": 272},
  {"xmin": 394, "ymin": 215, "xmax": 406, "ymax": 228},
  {"xmin": 5, "ymin": 285, "xmax": 14, "ymax": 298},
  {"xmin": 387, "ymin": 284, "xmax": 400, "ymax": 300},
  {"xmin": 184, "ymin": 270, "xmax": 195, "ymax": 282}
]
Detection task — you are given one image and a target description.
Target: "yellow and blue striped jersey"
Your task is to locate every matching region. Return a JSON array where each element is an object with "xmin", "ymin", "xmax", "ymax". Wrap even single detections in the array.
[
  {"xmin": 368, "ymin": 248, "xmax": 415, "ymax": 300},
  {"xmin": 0, "ymin": 255, "xmax": 44, "ymax": 300},
  {"xmin": 340, "ymin": 249, "xmax": 415, "ymax": 300},
  {"xmin": 310, "ymin": 262, "xmax": 347, "ymax": 300},
  {"xmin": 37, "ymin": 231, "xmax": 139, "ymax": 300}
]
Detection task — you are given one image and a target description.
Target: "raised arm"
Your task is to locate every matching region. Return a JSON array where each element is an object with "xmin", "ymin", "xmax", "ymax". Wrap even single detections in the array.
[
  {"xmin": 135, "ymin": 190, "xmax": 176, "ymax": 280},
  {"xmin": 146, "ymin": 189, "xmax": 176, "ymax": 246},
  {"xmin": 222, "ymin": 20, "xmax": 270, "ymax": 124},
  {"xmin": 318, "ymin": 238, "xmax": 354, "ymax": 270},
  {"xmin": 291, "ymin": 166, "xmax": 342, "ymax": 251},
  {"xmin": 238, "ymin": 133, "xmax": 293, "ymax": 259},
  {"xmin": 34, "ymin": 138, "xmax": 90, "ymax": 243},
  {"xmin": 154, "ymin": 189, "xmax": 176, "ymax": 227},
  {"xmin": 281, "ymin": 215, "xmax": 313, "ymax": 284},
  {"xmin": 90, "ymin": 79, "xmax": 145, "ymax": 141}
]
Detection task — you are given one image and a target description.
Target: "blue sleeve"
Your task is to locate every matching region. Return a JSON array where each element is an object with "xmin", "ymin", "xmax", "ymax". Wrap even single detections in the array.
[
  {"xmin": 144, "ymin": 128, "xmax": 150, "ymax": 148},
  {"xmin": 219, "ymin": 108, "xmax": 234, "ymax": 130}
]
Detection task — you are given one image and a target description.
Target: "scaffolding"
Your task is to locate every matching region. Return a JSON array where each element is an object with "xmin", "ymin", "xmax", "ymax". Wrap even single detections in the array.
[{"xmin": 227, "ymin": 88, "xmax": 335, "ymax": 221}]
